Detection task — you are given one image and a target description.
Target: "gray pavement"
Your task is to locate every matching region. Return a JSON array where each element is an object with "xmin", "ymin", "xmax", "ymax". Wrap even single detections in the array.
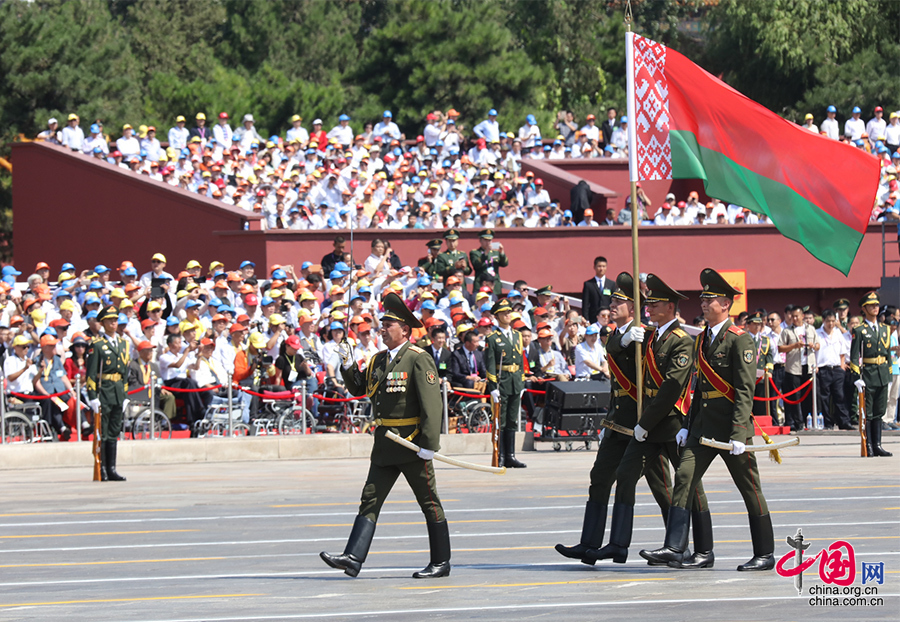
[{"xmin": 0, "ymin": 434, "xmax": 898, "ymax": 621}]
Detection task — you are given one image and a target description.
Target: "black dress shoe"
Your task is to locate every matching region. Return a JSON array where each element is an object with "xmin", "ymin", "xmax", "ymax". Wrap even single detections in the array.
[
  {"xmin": 413, "ymin": 561, "xmax": 451, "ymax": 578},
  {"xmin": 584, "ymin": 543, "xmax": 627, "ymax": 564},
  {"xmin": 555, "ymin": 543, "xmax": 591, "ymax": 560},
  {"xmin": 737, "ymin": 554, "xmax": 775, "ymax": 571},
  {"xmin": 320, "ymin": 552, "xmax": 362, "ymax": 577},
  {"xmin": 639, "ymin": 546, "xmax": 684, "ymax": 565},
  {"xmin": 672, "ymin": 550, "xmax": 715, "ymax": 569}
]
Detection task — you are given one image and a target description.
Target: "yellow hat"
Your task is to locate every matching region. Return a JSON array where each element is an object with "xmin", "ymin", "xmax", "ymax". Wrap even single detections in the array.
[
  {"xmin": 58, "ymin": 271, "xmax": 74, "ymax": 282},
  {"xmin": 249, "ymin": 332, "xmax": 268, "ymax": 349},
  {"xmin": 269, "ymin": 313, "xmax": 285, "ymax": 325},
  {"xmin": 31, "ymin": 309, "xmax": 46, "ymax": 322},
  {"xmin": 176, "ymin": 290, "xmax": 189, "ymax": 300},
  {"xmin": 186, "ymin": 260, "xmax": 201, "ymax": 269},
  {"xmin": 209, "ymin": 260, "xmax": 224, "ymax": 272},
  {"xmin": 179, "ymin": 320, "xmax": 197, "ymax": 334},
  {"xmin": 176, "ymin": 115, "xmax": 186, "ymax": 123},
  {"xmin": 300, "ymin": 291, "xmax": 317, "ymax": 302},
  {"xmin": 196, "ymin": 112, "xmax": 206, "ymax": 120},
  {"xmin": 151, "ymin": 252, "xmax": 167, "ymax": 263},
  {"xmin": 269, "ymin": 289, "xmax": 283, "ymax": 298},
  {"xmin": 13, "ymin": 335, "xmax": 32, "ymax": 347},
  {"xmin": 119, "ymin": 299, "xmax": 134, "ymax": 309},
  {"xmin": 110, "ymin": 288, "xmax": 126, "ymax": 299},
  {"xmin": 290, "ymin": 114, "xmax": 302, "ymax": 123},
  {"xmin": 147, "ymin": 301, "xmax": 162, "ymax": 312},
  {"xmin": 59, "ymin": 299, "xmax": 76, "ymax": 312},
  {"xmin": 67, "ymin": 113, "xmax": 79, "ymax": 121}
]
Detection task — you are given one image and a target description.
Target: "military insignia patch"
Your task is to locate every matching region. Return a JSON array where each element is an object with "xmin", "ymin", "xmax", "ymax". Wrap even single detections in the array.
[
  {"xmin": 426, "ymin": 370, "xmax": 436, "ymax": 384},
  {"xmin": 676, "ymin": 354, "xmax": 689, "ymax": 368},
  {"xmin": 743, "ymin": 349, "xmax": 754, "ymax": 363}
]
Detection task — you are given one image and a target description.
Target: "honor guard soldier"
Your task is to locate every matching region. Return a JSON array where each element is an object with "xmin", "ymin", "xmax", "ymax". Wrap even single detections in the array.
[
  {"xmin": 417, "ymin": 239, "xmax": 443, "ymax": 279},
  {"xmin": 746, "ymin": 311, "xmax": 775, "ymax": 419},
  {"xmin": 850, "ymin": 291, "xmax": 893, "ymax": 457},
  {"xmin": 434, "ymin": 229, "xmax": 472, "ymax": 288},
  {"xmin": 556, "ymin": 273, "xmax": 676, "ymax": 564},
  {"xmin": 320, "ymin": 292, "xmax": 450, "ymax": 579},
  {"xmin": 485, "ymin": 298, "xmax": 527, "ymax": 468},
  {"xmin": 586, "ymin": 274, "xmax": 712, "ymax": 567},
  {"xmin": 469, "ymin": 229, "xmax": 508, "ymax": 296},
  {"xmin": 641, "ymin": 269, "xmax": 775, "ymax": 571},
  {"xmin": 85, "ymin": 305, "xmax": 129, "ymax": 481}
]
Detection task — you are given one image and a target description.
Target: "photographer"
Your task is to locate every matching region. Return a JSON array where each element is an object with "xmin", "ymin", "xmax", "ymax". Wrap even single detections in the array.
[
  {"xmin": 273, "ymin": 335, "xmax": 313, "ymax": 390},
  {"xmin": 159, "ymin": 332, "xmax": 206, "ymax": 431},
  {"xmin": 778, "ymin": 305, "xmax": 820, "ymax": 431}
]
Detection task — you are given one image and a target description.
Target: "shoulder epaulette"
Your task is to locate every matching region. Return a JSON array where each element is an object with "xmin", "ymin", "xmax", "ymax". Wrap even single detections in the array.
[
  {"xmin": 672, "ymin": 327, "xmax": 688, "ymax": 338},
  {"xmin": 408, "ymin": 344, "xmax": 424, "ymax": 353},
  {"xmin": 727, "ymin": 325, "xmax": 745, "ymax": 335}
]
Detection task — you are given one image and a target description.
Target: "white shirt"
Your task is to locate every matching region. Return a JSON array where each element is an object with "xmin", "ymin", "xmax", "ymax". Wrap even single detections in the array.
[
  {"xmin": 4, "ymin": 354, "xmax": 36, "ymax": 394},
  {"xmin": 708, "ymin": 318, "xmax": 729, "ymax": 342},
  {"xmin": 61, "ymin": 125, "xmax": 85, "ymax": 151},
  {"xmin": 821, "ymin": 117, "xmax": 840, "ymax": 140},
  {"xmin": 386, "ymin": 342, "xmax": 405, "ymax": 363},
  {"xmin": 885, "ymin": 121, "xmax": 900, "ymax": 147},
  {"xmin": 473, "ymin": 119, "xmax": 499, "ymax": 143},
  {"xmin": 574, "ymin": 340, "xmax": 605, "ymax": 377},
  {"xmin": 844, "ymin": 117, "xmax": 865, "ymax": 141},
  {"xmin": 816, "ymin": 326, "xmax": 848, "ymax": 367},
  {"xmin": 327, "ymin": 124, "xmax": 353, "ymax": 145},
  {"xmin": 213, "ymin": 123, "xmax": 233, "ymax": 146},
  {"xmin": 159, "ymin": 349, "xmax": 191, "ymax": 381},
  {"xmin": 116, "ymin": 135, "xmax": 140, "ymax": 157},
  {"xmin": 866, "ymin": 117, "xmax": 886, "ymax": 143},
  {"xmin": 655, "ymin": 318, "xmax": 677, "ymax": 340},
  {"xmin": 194, "ymin": 356, "xmax": 226, "ymax": 387},
  {"xmin": 286, "ymin": 126, "xmax": 309, "ymax": 145},
  {"xmin": 168, "ymin": 126, "xmax": 190, "ymax": 151}
]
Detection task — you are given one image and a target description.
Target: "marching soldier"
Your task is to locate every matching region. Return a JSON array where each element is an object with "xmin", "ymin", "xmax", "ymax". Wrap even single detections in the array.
[
  {"xmin": 485, "ymin": 298, "xmax": 526, "ymax": 468},
  {"xmin": 469, "ymin": 229, "xmax": 508, "ymax": 296},
  {"xmin": 417, "ymin": 239, "xmax": 443, "ymax": 279},
  {"xmin": 849, "ymin": 291, "xmax": 893, "ymax": 457},
  {"xmin": 746, "ymin": 311, "xmax": 775, "ymax": 419},
  {"xmin": 556, "ymin": 273, "xmax": 677, "ymax": 564},
  {"xmin": 85, "ymin": 305, "xmax": 129, "ymax": 482},
  {"xmin": 320, "ymin": 292, "xmax": 450, "ymax": 579},
  {"xmin": 586, "ymin": 274, "xmax": 712, "ymax": 568},
  {"xmin": 434, "ymin": 229, "xmax": 472, "ymax": 288},
  {"xmin": 641, "ymin": 269, "xmax": 775, "ymax": 571}
]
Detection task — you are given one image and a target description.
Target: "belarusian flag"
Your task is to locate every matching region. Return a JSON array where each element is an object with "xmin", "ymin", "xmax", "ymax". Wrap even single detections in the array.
[{"xmin": 625, "ymin": 33, "xmax": 879, "ymax": 275}]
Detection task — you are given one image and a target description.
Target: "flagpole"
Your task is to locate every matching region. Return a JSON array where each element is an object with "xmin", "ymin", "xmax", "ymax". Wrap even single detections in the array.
[{"xmin": 624, "ymin": 13, "xmax": 643, "ymax": 415}]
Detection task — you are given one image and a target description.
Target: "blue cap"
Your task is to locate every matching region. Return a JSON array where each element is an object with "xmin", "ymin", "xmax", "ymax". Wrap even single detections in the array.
[
  {"xmin": 435, "ymin": 140, "xmax": 444, "ymax": 147},
  {"xmin": 93, "ymin": 147, "xmax": 102, "ymax": 154},
  {"xmin": 620, "ymin": 116, "xmax": 628, "ymax": 124},
  {"xmin": 854, "ymin": 139, "xmax": 864, "ymax": 146},
  {"xmin": 563, "ymin": 210, "xmax": 573, "ymax": 218},
  {"xmin": 604, "ymin": 144, "xmax": 614, "ymax": 153},
  {"xmin": 89, "ymin": 282, "xmax": 103, "ymax": 290},
  {"xmin": 2, "ymin": 266, "xmax": 21, "ymax": 276},
  {"xmin": 565, "ymin": 146, "xmax": 572, "ymax": 152},
  {"xmin": 2, "ymin": 275, "xmax": 14, "ymax": 286},
  {"xmin": 218, "ymin": 305, "xmax": 234, "ymax": 315},
  {"xmin": 208, "ymin": 297, "xmax": 223, "ymax": 308},
  {"xmin": 585, "ymin": 325, "xmax": 599, "ymax": 336},
  {"xmin": 878, "ymin": 146, "xmax": 889, "ymax": 154},
  {"xmin": 393, "ymin": 147, "xmax": 403, "ymax": 156},
  {"xmin": 272, "ymin": 268, "xmax": 287, "ymax": 280},
  {"xmin": 543, "ymin": 145, "xmax": 551, "ymax": 151},
  {"xmin": 329, "ymin": 321, "xmax": 345, "ymax": 331},
  {"xmin": 185, "ymin": 299, "xmax": 203, "ymax": 309},
  {"xmin": 42, "ymin": 327, "xmax": 58, "ymax": 337},
  {"xmin": 421, "ymin": 300, "xmax": 437, "ymax": 311},
  {"xmin": 852, "ymin": 106, "xmax": 861, "ymax": 113},
  {"xmin": 260, "ymin": 296, "xmax": 274, "ymax": 307},
  {"xmin": 449, "ymin": 147, "xmax": 459, "ymax": 154},
  {"xmin": 339, "ymin": 114, "xmax": 350, "ymax": 121},
  {"xmin": 140, "ymin": 149, "xmax": 147, "ymax": 157},
  {"xmin": 123, "ymin": 266, "xmax": 138, "ymax": 276},
  {"xmin": 84, "ymin": 293, "xmax": 100, "ymax": 304},
  {"xmin": 240, "ymin": 260, "xmax": 255, "ymax": 269},
  {"xmin": 827, "ymin": 105, "xmax": 837, "ymax": 113},
  {"xmin": 334, "ymin": 262, "xmax": 350, "ymax": 273},
  {"xmin": 329, "ymin": 270, "xmax": 343, "ymax": 280},
  {"xmin": 61, "ymin": 262, "xmax": 75, "ymax": 272},
  {"xmin": 306, "ymin": 148, "xmax": 316, "ymax": 155},
  {"xmin": 526, "ymin": 114, "xmax": 536, "ymax": 124},
  {"xmin": 359, "ymin": 286, "xmax": 372, "ymax": 294},
  {"xmin": 166, "ymin": 316, "xmax": 180, "ymax": 326},
  {"xmin": 506, "ymin": 290, "xmax": 522, "ymax": 299},
  {"xmin": 383, "ymin": 110, "xmax": 392, "ymax": 118},
  {"xmin": 894, "ymin": 152, "xmax": 900, "ymax": 159},
  {"xmin": 417, "ymin": 276, "xmax": 431, "ymax": 286},
  {"xmin": 54, "ymin": 289, "xmax": 72, "ymax": 298},
  {"xmin": 428, "ymin": 149, "xmax": 437, "ymax": 156},
  {"xmin": 90, "ymin": 124, "xmax": 101, "ymax": 134},
  {"xmin": 488, "ymin": 109, "xmax": 498, "ymax": 116},
  {"xmin": 86, "ymin": 310, "xmax": 99, "ymax": 320},
  {"xmin": 338, "ymin": 207, "xmax": 350, "ymax": 216},
  {"xmin": 94, "ymin": 264, "xmax": 109, "ymax": 274},
  {"xmin": 350, "ymin": 295, "xmax": 365, "ymax": 303},
  {"xmin": 301, "ymin": 261, "xmax": 313, "ymax": 270},
  {"xmin": 481, "ymin": 302, "xmax": 492, "ymax": 312},
  {"xmin": 118, "ymin": 313, "xmax": 128, "ymax": 325},
  {"xmin": 411, "ymin": 176, "xmax": 421, "ymax": 184}
]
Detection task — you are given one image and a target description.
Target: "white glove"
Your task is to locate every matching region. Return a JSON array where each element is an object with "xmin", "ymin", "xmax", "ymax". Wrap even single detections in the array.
[
  {"xmin": 854, "ymin": 379, "xmax": 866, "ymax": 392},
  {"xmin": 490, "ymin": 389, "xmax": 501, "ymax": 404},
  {"xmin": 417, "ymin": 448, "xmax": 435, "ymax": 461},
  {"xmin": 89, "ymin": 398, "xmax": 101, "ymax": 413},
  {"xmin": 675, "ymin": 428, "xmax": 689, "ymax": 447},
  {"xmin": 598, "ymin": 428, "xmax": 606, "ymax": 442},
  {"xmin": 633, "ymin": 423, "xmax": 648, "ymax": 442},
  {"xmin": 730, "ymin": 440, "xmax": 746, "ymax": 455},
  {"xmin": 337, "ymin": 341, "xmax": 354, "ymax": 369},
  {"xmin": 621, "ymin": 326, "xmax": 645, "ymax": 347}
]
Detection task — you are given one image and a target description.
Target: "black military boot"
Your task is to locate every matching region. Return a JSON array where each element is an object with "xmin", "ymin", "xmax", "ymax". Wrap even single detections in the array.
[
  {"xmin": 320, "ymin": 515, "xmax": 376, "ymax": 577},
  {"xmin": 737, "ymin": 513, "xmax": 775, "ymax": 571},
  {"xmin": 865, "ymin": 419, "xmax": 874, "ymax": 457},
  {"xmin": 496, "ymin": 429, "xmax": 505, "ymax": 468},
  {"xmin": 674, "ymin": 510, "xmax": 714, "ymax": 569},
  {"xmin": 503, "ymin": 429, "xmax": 526, "ymax": 468},
  {"xmin": 99, "ymin": 440, "xmax": 108, "ymax": 482},
  {"xmin": 585, "ymin": 502, "xmax": 633, "ymax": 564},
  {"xmin": 105, "ymin": 440, "xmax": 126, "ymax": 481},
  {"xmin": 555, "ymin": 501, "xmax": 607, "ymax": 562},
  {"xmin": 871, "ymin": 419, "xmax": 893, "ymax": 457},
  {"xmin": 640, "ymin": 506, "xmax": 690, "ymax": 566},
  {"xmin": 413, "ymin": 520, "xmax": 451, "ymax": 578}
]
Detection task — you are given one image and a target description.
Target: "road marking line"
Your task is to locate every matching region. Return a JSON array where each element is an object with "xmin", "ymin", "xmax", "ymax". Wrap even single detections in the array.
[
  {"xmin": 398, "ymin": 577, "xmax": 674, "ymax": 590},
  {"xmin": 0, "ymin": 529, "xmax": 198, "ymax": 540},
  {"xmin": 711, "ymin": 510, "xmax": 811, "ymax": 516},
  {"xmin": 0, "ymin": 557, "xmax": 227, "ymax": 568},
  {"xmin": 308, "ymin": 519, "xmax": 506, "ymax": 527},
  {"xmin": 0, "ymin": 509, "xmax": 176, "ymax": 518},
  {"xmin": 271, "ymin": 500, "xmax": 459, "ymax": 508},
  {"xmin": 0, "ymin": 594, "xmax": 263, "ymax": 609},
  {"xmin": 813, "ymin": 485, "xmax": 900, "ymax": 490}
]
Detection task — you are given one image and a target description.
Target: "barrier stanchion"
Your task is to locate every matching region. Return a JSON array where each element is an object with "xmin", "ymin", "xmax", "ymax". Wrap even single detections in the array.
[
  {"xmin": 517, "ymin": 389, "xmax": 523, "ymax": 432},
  {"xmin": 75, "ymin": 376, "xmax": 81, "ymax": 443},
  {"xmin": 149, "ymin": 371, "xmax": 156, "ymax": 439},
  {"xmin": 441, "ymin": 381, "xmax": 449, "ymax": 435},
  {"xmin": 227, "ymin": 374, "xmax": 234, "ymax": 438},
  {"xmin": 301, "ymin": 382, "xmax": 307, "ymax": 435},
  {"xmin": 1, "ymin": 374, "xmax": 6, "ymax": 445}
]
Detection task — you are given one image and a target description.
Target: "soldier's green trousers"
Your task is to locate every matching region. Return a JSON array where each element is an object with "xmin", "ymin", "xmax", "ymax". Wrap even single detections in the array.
[
  {"xmin": 499, "ymin": 391, "xmax": 521, "ymax": 431},
  {"xmin": 101, "ymin": 403, "xmax": 124, "ymax": 441},
  {"xmin": 359, "ymin": 460, "xmax": 445, "ymax": 524},
  {"xmin": 614, "ymin": 438, "xmax": 709, "ymax": 511},
  {"xmin": 672, "ymin": 438, "xmax": 769, "ymax": 516},
  {"xmin": 588, "ymin": 430, "xmax": 672, "ymax": 514},
  {"xmin": 865, "ymin": 384, "xmax": 888, "ymax": 421}
]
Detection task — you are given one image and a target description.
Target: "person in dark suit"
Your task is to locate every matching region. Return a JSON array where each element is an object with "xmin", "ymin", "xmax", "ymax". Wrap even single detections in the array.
[
  {"xmin": 601, "ymin": 107, "xmax": 617, "ymax": 146},
  {"xmin": 425, "ymin": 325, "xmax": 452, "ymax": 380},
  {"xmin": 321, "ymin": 236, "xmax": 346, "ymax": 276},
  {"xmin": 582, "ymin": 256, "xmax": 612, "ymax": 325},
  {"xmin": 449, "ymin": 330, "xmax": 486, "ymax": 388}
]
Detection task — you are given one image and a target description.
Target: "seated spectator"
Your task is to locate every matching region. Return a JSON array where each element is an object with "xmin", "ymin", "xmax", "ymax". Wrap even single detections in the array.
[
  {"xmin": 33, "ymin": 334, "xmax": 73, "ymax": 440},
  {"xmin": 449, "ymin": 329, "xmax": 485, "ymax": 388},
  {"xmin": 574, "ymin": 325, "xmax": 608, "ymax": 379},
  {"xmin": 126, "ymin": 340, "xmax": 176, "ymax": 421}
]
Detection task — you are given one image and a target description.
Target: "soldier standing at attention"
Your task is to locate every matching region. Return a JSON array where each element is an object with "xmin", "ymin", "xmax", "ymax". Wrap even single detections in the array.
[
  {"xmin": 469, "ymin": 229, "xmax": 508, "ymax": 296},
  {"xmin": 746, "ymin": 311, "xmax": 775, "ymax": 419},
  {"xmin": 586, "ymin": 273, "xmax": 712, "ymax": 568},
  {"xmin": 86, "ymin": 306, "xmax": 129, "ymax": 481},
  {"xmin": 485, "ymin": 298, "xmax": 526, "ymax": 468},
  {"xmin": 555, "ymin": 273, "xmax": 677, "ymax": 565},
  {"xmin": 417, "ymin": 239, "xmax": 443, "ymax": 279},
  {"xmin": 850, "ymin": 291, "xmax": 893, "ymax": 457},
  {"xmin": 434, "ymin": 229, "xmax": 472, "ymax": 291},
  {"xmin": 320, "ymin": 292, "xmax": 450, "ymax": 579},
  {"xmin": 641, "ymin": 269, "xmax": 775, "ymax": 571}
]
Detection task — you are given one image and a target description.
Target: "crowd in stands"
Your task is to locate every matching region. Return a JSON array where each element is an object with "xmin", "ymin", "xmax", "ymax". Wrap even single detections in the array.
[
  {"xmin": 2, "ymin": 247, "xmax": 898, "ymax": 442},
  {"xmin": 33, "ymin": 104, "xmax": 900, "ymax": 230}
]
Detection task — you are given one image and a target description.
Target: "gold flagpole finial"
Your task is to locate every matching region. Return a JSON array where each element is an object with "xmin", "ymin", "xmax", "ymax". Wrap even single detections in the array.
[{"xmin": 624, "ymin": 0, "xmax": 633, "ymax": 29}]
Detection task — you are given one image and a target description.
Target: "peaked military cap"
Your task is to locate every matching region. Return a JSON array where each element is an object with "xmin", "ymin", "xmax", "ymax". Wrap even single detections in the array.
[
  {"xmin": 479, "ymin": 229, "xmax": 495, "ymax": 239},
  {"xmin": 98, "ymin": 305, "xmax": 119, "ymax": 322},
  {"xmin": 645, "ymin": 273, "xmax": 688, "ymax": 303},
  {"xmin": 535, "ymin": 285, "xmax": 553, "ymax": 296},
  {"xmin": 426, "ymin": 238, "xmax": 443, "ymax": 250},
  {"xmin": 380, "ymin": 291, "xmax": 423, "ymax": 328},
  {"xmin": 859, "ymin": 291, "xmax": 880, "ymax": 308},
  {"xmin": 443, "ymin": 228, "xmax": 460, "ymax": 240},
  {"xmin": 699, "ymin": 268, "xmax": 741, "ymax": 299},
  {"xmin": 610, "ymin": 272, "xmax": 641, "ymax": 303},
  {"xmin": 747, "ymin": 311, "xmax": 765, "ymax": 323},
  {"xmin": 492, "ymin": 298, "xmax": 513, "ymax": 315},
  {"xmin": 833, "ymin": 298, "xmax": 850, "ymax": 309}
]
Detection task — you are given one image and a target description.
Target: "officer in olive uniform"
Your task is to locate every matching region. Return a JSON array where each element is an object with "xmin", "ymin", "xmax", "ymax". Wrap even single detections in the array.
[
  {"xmin": 485, "ymin": 298, "xmax": 526, "ymax": 468},
  {"xmin": 641, "ymin": 269, "xmax": 775, "ymax": 571},
  {"xmin": 320, "ymin": 292, "xmax": 450, "ymax": 579},
  {"xmin": 469, "ymin": 229, "xmax": 508, "ymax": 296},
  {"xmin": 556, "ymin": 273, "xmax": 676, "ymax": 565},
  {"xmin": 86, "ymin": 306, "xmax": 129, "ymax": 482},
  {"xmin": 417, "ymin": 239, "xmax": 443, "ymax": 279},
  {"xmin": 746, "ymin": 311, "xmax": 775, "ymax": 419},
  {"xmin": 434, "ymin": 229, "xmax": 472, "ymax": 289},
  {"xmin": 587, "ymin": 274, "xmax": 712, "ymax": 568},
  {"xmin": 849, "ymin": 291, "xmax": 893, "ymax": 457}
]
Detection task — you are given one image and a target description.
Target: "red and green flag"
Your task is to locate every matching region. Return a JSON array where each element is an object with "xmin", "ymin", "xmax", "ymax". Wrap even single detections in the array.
[{"xmin": 626, "ymin": 33, "xmax": 880, "ymax": 275}]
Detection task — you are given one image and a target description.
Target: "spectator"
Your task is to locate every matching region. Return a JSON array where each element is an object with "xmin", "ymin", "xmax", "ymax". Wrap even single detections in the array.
[
  {"xmin": 168, "ymin": 115, "xmax": 189, "ymax": 151},
  {"xmin": 190, "ymin": 112, "xmax": 214, "ymax": 143},
  {"xmin": 574, "ymin": 324, "xmax": 607, "ymax": 379},
  {"xmin": 4, "ymin": 335, "xmax": 36, "ymax": 401},
  {"xmin": 844, "ymin": 106, "xmax": 865, "ymax": 140},
  {"xmin": 821, "ymin": 105, "xmax": 840, "ymax": 140},
  {"xmin": 816, "ymin": 309, "xmax": 852, "ymax": 430},
  {"xmin": 534, "ymin": 328, "xmax": 569, "ymax": 380},
  {"xmin": 866, "ymin": 106, "xmax": 886, "ymax": 148},
  {"xmin": 610, "ymin": 116, "xmax": 628, "ymax": 153},
  {"xmin": 234, "ymin": 114, "xmax": 263, "ymax": 150},
  {"xmin": 801, "ymin": 113, "xmax": 818, "ymax": 133},
  {"xmin": 127, "ymin": 340, "xmax": 176, "ymax": 421},
  {"xmin": 581, "ymin": 256, "xmax": 611, "ymax": 325},
  {"xmin": 449, "ymin": 329, "xmax": 484, "ymax": 388},
  {"xmin": 116, "ymin": 124, "xmax": 140, "ymax": 157},
  {"xmin": 37, "ymin": 117, "xmax": 61, "ymax": 144},
  {"xmin": 373, "ymin": 110, "xmax": 401, "ymax": 142},
  {"xmin": 473, "ymin": 109, "xmax": 500, "ymax": 144},
  {"xmin": 214, "ymin": 112, "xmax": 233, "ymax": 147},
  {"xmin": 885, "ymin": 112, "xmax": 900, "ymax": 154},
  {"xmin": 518, "ymin": 114, "xmax": 541, "ymax": 149},
  {"xmin": 778, "ymin": 305, "xmax": 820, "ymax": 431},
  {"xmin": 577, "ymin": 208, "xmax": 597, "ymax": 227},
  {"xmin": 309, "ymin": 118, "xmax": 327, "ymax": 151},
  {"xmin": 580, "ymin": 114, "xmax": 600, "ymax": 147},
  {"xmin": 60, "ymin": 113, "xmax": 84, "ymax": 151},
  {"xmin": 328, "ymin": 114, "xmax": 353, "ymax": 147},
  {"xmin": 140, "ymin": 126, "xmax": 162, "ymax": 161}
]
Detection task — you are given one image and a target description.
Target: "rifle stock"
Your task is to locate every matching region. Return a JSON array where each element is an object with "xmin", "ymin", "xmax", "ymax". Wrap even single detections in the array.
[{"xmin": 858, "ymin": 389, "xmax": 868, "ymax": 458}]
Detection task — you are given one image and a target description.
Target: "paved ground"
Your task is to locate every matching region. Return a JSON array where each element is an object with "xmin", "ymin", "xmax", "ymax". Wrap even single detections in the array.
[{"xmin": 1, "ymin": 434, "xmax": 898, "ymax": 621}]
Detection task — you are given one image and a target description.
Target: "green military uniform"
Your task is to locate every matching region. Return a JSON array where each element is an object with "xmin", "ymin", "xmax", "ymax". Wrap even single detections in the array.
[
  {"xmin": 434, "ymin": 229, "xmax": 472, "ymax": 286},
  {"xmin": 484, "ymin": 298, "xmax": 526, "ymax": 468},
  {"xmin": 320, "ymin": 292, "xmax": 451, "ymax": 579},
  {"xmin": 834, "ymin": 299, "xmax": 858, "ymax": 424},
  {"xmin": 469, "ymin": 229, "xmax": 508, "ymax": 295},
  {"xmin": 641, "ymin": 269, "xmax": 774, "ymax": 572},
  {"xmin": 747, "ymin": 312, "xmax": 775, "ymax": 419},
  {"xmin": 85, "ymin": 306, "xmax": 129, "ymax": 481},
  {"xmin": 555, "ymin": 273, "xmax": 675, "ymax": 565},
  {"xmin": 849, "ymin": 291, "xmax": 892, "ymax": 457},
  {"xmin": 417, "ymin": 239, "xmax": 443, "ymax": 279}
]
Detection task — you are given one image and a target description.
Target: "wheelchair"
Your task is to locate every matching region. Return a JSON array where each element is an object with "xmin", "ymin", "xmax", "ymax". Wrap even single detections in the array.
[{"xmin": 122, "ymin": 386, "xmax": 172, "ymax": 440}]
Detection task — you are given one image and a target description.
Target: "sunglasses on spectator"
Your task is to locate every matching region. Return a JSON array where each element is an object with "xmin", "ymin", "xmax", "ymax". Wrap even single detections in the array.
[{"xmin": 766, "ymin": 317, "xmax": 778, "ymax": 322}]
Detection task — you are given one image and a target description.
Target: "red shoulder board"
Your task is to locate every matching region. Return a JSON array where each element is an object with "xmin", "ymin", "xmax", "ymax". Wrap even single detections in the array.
[{"xmin": 727, "ymin": 325, "xmax": 745, "ymax": 335}]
